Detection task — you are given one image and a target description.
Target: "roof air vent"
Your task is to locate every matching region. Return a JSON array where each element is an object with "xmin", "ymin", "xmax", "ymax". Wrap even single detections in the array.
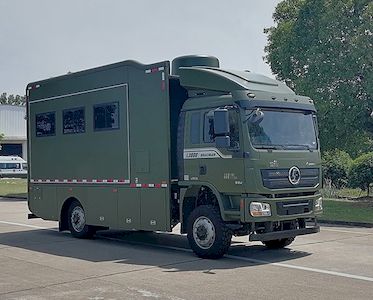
[{"xmin": 171, "ymin": 55, "xmax": 219, "ymax": 76}]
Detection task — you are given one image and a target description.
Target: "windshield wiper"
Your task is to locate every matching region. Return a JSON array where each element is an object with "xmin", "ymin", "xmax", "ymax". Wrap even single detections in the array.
[
  {"xmin": 283, "ymin": 144, "xmax": 312, "ymax": 150},
  {"xmin": 254, "ymin": 145, "xmax": 284, "ymax": 150}
]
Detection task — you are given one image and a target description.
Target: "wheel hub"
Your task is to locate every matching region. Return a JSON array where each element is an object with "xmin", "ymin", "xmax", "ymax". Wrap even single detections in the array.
[
  {"xmin": 71, "ymin": 206, "xmax": 85, "ymax": 232},
  {"xmin": 193, "ymin": 216, "xmax": 215, "ymax": 249}
]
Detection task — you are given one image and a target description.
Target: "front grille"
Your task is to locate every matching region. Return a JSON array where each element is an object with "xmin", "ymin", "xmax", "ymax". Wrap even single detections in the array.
[
  {"xmin": 261, "ymin": 168, "xmax": 319, "ymax": 189},
  {"xmin": 276, "ymin": 200, "xmax": 312, "ymax": 216}
]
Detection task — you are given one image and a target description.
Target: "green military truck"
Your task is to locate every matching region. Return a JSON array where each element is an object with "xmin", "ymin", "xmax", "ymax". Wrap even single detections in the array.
[{"xmin": 27, "ymin": 55, "xmax": 322, "ymax": 258}]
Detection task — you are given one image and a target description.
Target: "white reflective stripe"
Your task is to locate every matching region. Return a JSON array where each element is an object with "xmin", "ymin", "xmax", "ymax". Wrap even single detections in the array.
[
  {"xmin": 158, "ymin": 66, "xmax": 165, "ymax": 71},
  {"xmin": 162, "ymin": 72, "xmax": 165, "ymax": 80},
  {"xmin": 124, "ymin": 179, "xmax": 130, "ymax": 184},
  {"xmin": 102, "ymin": 179, "xmax": 108, "ymax": 183},
  {"xmin": 92, "ymin": 179, "xmax": 97, "ymax": 183},
  {"xmin": 63, "ymin": 179, "xmax": 68, "ymax": 183},
  {"xmin": 145, "ymin": 69, "xmax": 151, "ymax": 73},
  {"xmin": 161, "ymin": 183, "xmax": 168, "ymax": 188},
  {"xmin": 136, "ymin": 184, "xmax": 142, "ymax": 188},
  {"xmin": 72, "ymin": 179, "xmax": 77, "ymax": 183},
  {"xmin": 148, "ymin": 184, "xmax": 155, "ymax": 188},
  {"xmin": 30, "ymin": 179, "xmax": 34, "ymax": 183},
  {"xmin": 183, "ymin": 148, "xmax": 233, "ymax": 159},
  {"xmin": 82, "ymin": 179, "xmax": 87, "ymax": 183},
  {"xmin": 29, "ymin": 83, "xmax": 127, "ymax": 104}
]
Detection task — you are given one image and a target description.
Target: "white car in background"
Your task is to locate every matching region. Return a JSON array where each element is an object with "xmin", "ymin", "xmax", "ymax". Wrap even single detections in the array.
[{"xmin": 0, "ymin": 156, "xmax": 27, "ymax": 178}]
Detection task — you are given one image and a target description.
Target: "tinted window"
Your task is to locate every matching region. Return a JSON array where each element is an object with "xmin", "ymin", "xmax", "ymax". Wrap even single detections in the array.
[
  {"xmin": 190, "ymin": 112, "xmax": 200, "ymax": 144},
  {"xmin": 0, "ymin": 163, "xmax": 20, "ymax": 169},
  {"xmin": 36, "ymin": 112, "xmax": 55, "ymax": 137},
  {"xmin": 204, "ymin": 113, "xmax": 215, "ymax": 143},
  {"xmin": 229, "ymin": 110, "xmax": 240, "ymax": 149},
  {"xmin": 63, "ymin": 107, "xmax": 85, "ymax": 134},
  {"xmin": 94, "ymin": 102, "xmax": 119, "ymax": 131}
]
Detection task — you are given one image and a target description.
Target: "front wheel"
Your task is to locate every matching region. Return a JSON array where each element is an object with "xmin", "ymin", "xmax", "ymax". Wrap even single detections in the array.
[
  {"xmin": 68, "ymin": 200, "xmax": 95, "ymax": 238},
  {"xmin": 262, "ymin": 237, "xmax": 294, "ymax": 249},
  {"xmin": 187, "ymin": 205, "xmax": 232, "ymax": 259}
]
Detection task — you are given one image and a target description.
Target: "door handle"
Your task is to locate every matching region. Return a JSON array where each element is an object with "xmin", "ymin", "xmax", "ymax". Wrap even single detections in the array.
[{"xmin": 199, "ymin": 165, "xmax": 207, "ymax": 175}]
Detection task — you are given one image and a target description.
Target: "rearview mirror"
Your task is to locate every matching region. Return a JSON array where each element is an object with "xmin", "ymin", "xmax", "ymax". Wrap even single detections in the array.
[
  {"xmin": 214, "ymin": 109, "xmax": 230, "ymax": 136},
  {"xmin": 248, "ymin": 108, "xmax": 264, "ymax": 124}
]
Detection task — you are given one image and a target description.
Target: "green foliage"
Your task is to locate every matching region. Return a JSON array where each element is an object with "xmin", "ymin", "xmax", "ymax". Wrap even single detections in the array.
[
  {"xmin": 0, "ymin": 93, "xmax": 26, "ymax": 106},
  {"xmin": 265, "ymin": 0, "xmax": 373, "ymax": 157},
  {"xmin": 349, "ymin": 152, "xmax": 373, "ymax": 195},
  {"xmin": 322, "ymin": 149, "xmax": 352, "ymax": 188},
  {"xmin": 0, "ymin": 133, "xmax": 4, "ymax": 142}
]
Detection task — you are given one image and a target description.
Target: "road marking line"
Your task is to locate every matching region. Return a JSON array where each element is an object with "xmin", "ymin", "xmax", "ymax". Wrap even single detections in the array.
[
  {"xmin": 0, "ymin": 221, "xmax": 57, "ymax": 231},
  {"xmin": 1, "ymin": 220, "xmax": 373, "ymax": 283},
  {"xmin": 322, "ymin": 228, "xmax": 373, "ymax": 235},
  {"xmin": 225, "ymin": 255, "xmax": 373, "ymax": 283}
]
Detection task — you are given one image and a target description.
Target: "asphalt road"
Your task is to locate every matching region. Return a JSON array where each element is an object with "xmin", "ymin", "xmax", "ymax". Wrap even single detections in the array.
[{"xmin": 0, "ymin": 197, "xmax": 372, "ymax": 300}]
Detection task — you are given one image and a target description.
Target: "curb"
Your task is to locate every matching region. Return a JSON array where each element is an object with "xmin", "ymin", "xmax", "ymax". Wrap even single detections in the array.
[{"xmin": 319, "ymin": 219, "xmax": 373, "ymax": 228}]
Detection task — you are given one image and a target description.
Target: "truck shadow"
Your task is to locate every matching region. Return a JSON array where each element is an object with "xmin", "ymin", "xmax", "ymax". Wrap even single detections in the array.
[{"xmin": 0, "ymin": 228, "xmax": 311, "ymax": 273}]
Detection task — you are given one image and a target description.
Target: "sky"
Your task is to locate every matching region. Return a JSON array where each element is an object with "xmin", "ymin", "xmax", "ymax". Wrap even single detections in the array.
[{"xmin": 0, "ymin": 0, "xmax": 281, "ymax": 95}]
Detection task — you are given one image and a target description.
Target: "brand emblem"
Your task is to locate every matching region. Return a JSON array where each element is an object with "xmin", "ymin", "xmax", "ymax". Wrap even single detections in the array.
[{"xmin": 288, "ymin": 166, "xmax": 301, "ymax": 185}]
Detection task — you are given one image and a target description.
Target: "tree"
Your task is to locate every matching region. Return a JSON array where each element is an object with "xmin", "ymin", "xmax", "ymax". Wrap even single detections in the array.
[
  {"xmin": 264, "ymin": 0, "xmax": 373, "ymax": 157},
  {"xmin": 322, "ymin": 149, "xmax": 352, "ymax": 188},
  {"xmin": 0, "ymin": 93, "xmax": 26, "ymax": 106},
  {"xmin": 349, "ymin": 152, "xmax": 373, "ymax": 196}
]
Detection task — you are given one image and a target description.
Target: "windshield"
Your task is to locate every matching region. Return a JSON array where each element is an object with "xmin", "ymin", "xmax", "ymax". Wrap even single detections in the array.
[{"xmin": 247, "ymin": 109, "xmax": 318, "ymax": 150}]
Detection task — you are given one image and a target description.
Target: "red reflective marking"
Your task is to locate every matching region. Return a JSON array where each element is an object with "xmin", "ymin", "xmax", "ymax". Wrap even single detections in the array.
[
  {"xmin": 130, "ymin": 183, "xmax": 136, "ymax": 188},
  {"xmin": 151, "ymin": 67, "xmax": 158, "ymax": 73},
  {"xmin": 96, "ymin": 179, "xmax": 102, "ymax": 182},
  {"xmin": 142, "ymin": 184, "xmax": 148, "ymax": 188},
  {"xmin": 155, "ymin": 184, "xmax": 161, "ymax": 188},
  {"xmin": 161, "ymin": 81, "xmax": 166, "ymax": 91},
  {"xmin": 107, "ymin": 179, "xmax": 113, "ymax": 182}
]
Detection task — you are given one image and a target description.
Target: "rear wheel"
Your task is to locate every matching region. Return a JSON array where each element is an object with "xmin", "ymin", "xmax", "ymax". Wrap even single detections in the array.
[
  {"xmin": 68, "ymin": 200, "xmax": 95, "ymax": 238},
  {"xmin": 187, "ymin": 205, "xmax": 232, "ymax": 259},
  {"xmin": 262, "ymin": 237, "xmax": 294, "ymax": 249}
]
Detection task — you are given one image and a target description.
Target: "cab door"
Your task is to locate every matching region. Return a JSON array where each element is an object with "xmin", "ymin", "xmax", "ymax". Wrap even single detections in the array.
[{"xmin": 183, "ymin": 108, "xmax": 245, "ymax": 193}]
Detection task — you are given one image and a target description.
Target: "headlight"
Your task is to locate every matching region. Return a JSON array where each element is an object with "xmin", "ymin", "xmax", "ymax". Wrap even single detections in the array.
[
  {"xmin": 315, "ymin": 197, "xmax": 323, "ymax": 211},
  {"xmin": 250, "ymin": 202, "xmax": 271, "ymax": 217}
]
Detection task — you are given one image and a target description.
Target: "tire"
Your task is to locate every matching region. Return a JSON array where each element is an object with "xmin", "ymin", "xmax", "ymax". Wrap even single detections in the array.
[
  {"xmin": 262, "ymin": 237, "xmax": 294, "ymax": 249},
  {"xmin": 187, "ymin": 205, "xmax": 232, "ymax": 259},
  {"xmin": 67, "ymin": 200, "xmax": 95, "ymax": 238}
]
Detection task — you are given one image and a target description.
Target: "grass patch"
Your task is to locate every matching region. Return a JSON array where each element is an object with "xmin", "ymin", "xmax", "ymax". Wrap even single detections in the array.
[
  {"xmin": 321, "ymin": 187, "xmax": 367, "ymax": 199},
  {"xmin": 320, "ymin": 199, "xmax": 373, "ymax": 224},
  {"xmin": 0, "ymin": 178, "xmax": 27, "ymax": 198}
]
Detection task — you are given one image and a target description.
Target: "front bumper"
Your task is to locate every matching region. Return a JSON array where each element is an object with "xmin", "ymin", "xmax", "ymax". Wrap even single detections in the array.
[
  {"xmin": 249, "ymin": 224, "xmax": 320, "ymax": 241},
  {"xmin": 242, "ymin": 193, "xmax": 322, "ymax": 222}
]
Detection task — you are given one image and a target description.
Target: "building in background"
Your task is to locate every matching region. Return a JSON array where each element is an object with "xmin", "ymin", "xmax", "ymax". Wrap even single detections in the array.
[{"xmin": 0, "ymin": 105, "xmax": 27, "ymax": 160}]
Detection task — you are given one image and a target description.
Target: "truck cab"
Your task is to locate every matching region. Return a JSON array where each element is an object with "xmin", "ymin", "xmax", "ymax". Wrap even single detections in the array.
[{"xmin": 172, "ymin": 56, "xmax": 322, "ymax": 257}]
